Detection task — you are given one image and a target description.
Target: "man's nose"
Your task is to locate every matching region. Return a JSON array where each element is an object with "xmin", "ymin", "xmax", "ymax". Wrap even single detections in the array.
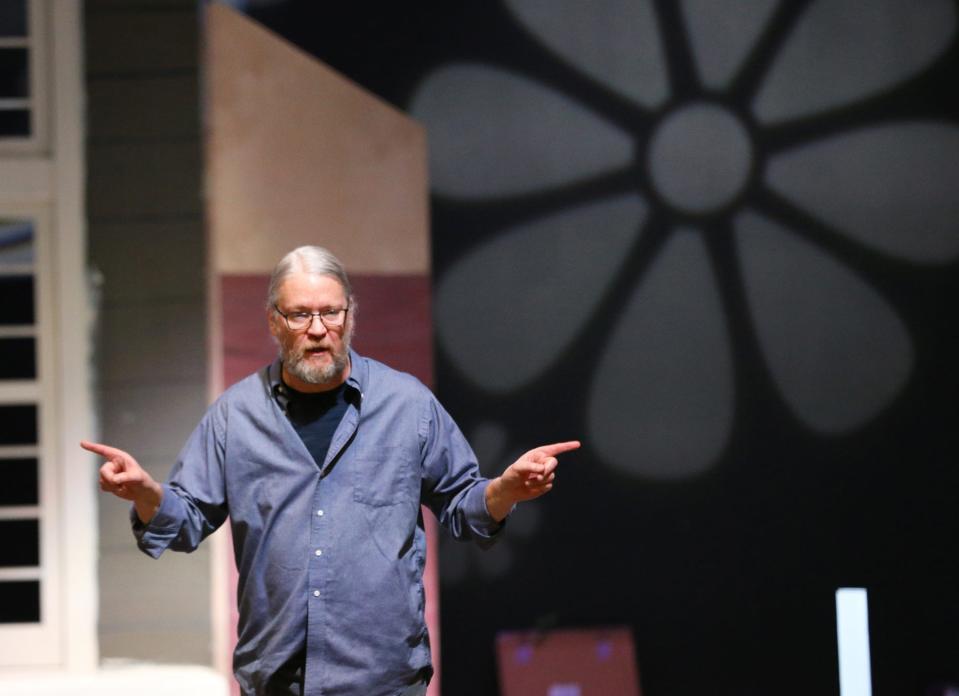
[{"xmin": 305, "ymin": 315, "xmax": 328, "ymax": 337}]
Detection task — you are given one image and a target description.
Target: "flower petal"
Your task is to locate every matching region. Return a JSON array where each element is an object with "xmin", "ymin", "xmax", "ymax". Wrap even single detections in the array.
[
  {"xmin": 681, "ymin": 0, "xmax": 781, "ymax": 90},
  {"xmin": 435, "ymin": 194, "xmax": 646, "ymax": 392},
  {"xmin": 735, "ymin": 209, "xmax": 913, "ymax": 432},
  {"xmin": 588, "ymin": 229, "xmax": 733, "ymax": 480},
  {"xmin": 505, "ymin": 0, "xmax": 669, "ymax": 110},
  {"xmin": 766, "ymin": 122, "xmax": 959, "ymax": 263},
  {"xmin": 408, "ymin": 64, "xmax": 633, "ymax": 199},
  {"xmin": 754, "ymin": 0, "xmax": 957, "ymax": 124}
]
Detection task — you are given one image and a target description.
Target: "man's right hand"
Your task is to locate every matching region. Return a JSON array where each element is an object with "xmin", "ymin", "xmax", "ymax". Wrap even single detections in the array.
[{"xmin": 81, "ymin": 440, "xmax": 163, "ymax": 524}]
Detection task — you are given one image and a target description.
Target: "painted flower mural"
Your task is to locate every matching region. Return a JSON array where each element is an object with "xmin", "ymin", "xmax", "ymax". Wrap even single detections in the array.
[{"xmin": 409, "ymin": 0, "xmax": 959, "ymax": 484}]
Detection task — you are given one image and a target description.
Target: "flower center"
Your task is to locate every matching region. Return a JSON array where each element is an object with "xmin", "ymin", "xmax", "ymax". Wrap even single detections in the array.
[{"xmin": 647, "ymin": 103, "xmax": 753, "ymax": 215}]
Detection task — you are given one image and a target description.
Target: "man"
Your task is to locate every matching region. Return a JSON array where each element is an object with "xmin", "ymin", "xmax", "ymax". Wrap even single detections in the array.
[{"xmin": 82, "ymin": 245, "xmax": 579, "ymax": 696}]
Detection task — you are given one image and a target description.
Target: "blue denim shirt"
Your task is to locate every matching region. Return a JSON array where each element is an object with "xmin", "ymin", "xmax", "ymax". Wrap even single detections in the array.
[{"xmin": 133, "ymin": 352, "xmax": 503, "ymax": 695}]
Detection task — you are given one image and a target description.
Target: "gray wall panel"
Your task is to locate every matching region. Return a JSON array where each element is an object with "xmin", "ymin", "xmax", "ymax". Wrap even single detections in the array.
[
  {"xmin": 86, "ymin": 9, "xmax": 198, "ymax": 76},
  {"xmin": 88, "ymin": 220, "xmax": 205, "ymax": 304},
  {"xmin": 96, "ymin": 302, "xmax": 206, "ymax": 385},
  {"xmin": 97, "ymin": 549, "xmax": 212, "ymax": 631},
  {"xmin": 87, "ymin": 75, "xmax": 200, "ymax": 141},
  {"xmin": 87, "ymin": 142, "xmax": 202, "ymax": 220},
  {"xmin": 85, "ymin": 0, "xmax": 210, "ymax": 667}
]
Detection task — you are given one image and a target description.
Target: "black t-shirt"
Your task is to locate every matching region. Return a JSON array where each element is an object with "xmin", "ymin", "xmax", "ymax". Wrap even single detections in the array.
[{"xmin": 285, "ymin": 382, "xmax": 349, "ymax": 467}]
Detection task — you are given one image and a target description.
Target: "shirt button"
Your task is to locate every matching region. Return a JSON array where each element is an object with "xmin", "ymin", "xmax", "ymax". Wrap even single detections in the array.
[
  {"xmin": 314, "ymin": 549, "xmax": 323, "ymax": 556},
  {"xmin": 316, "ymin": 510, "xmax": 324, "ymax": 517},
  {"xmin": 313, "ymin": 590, "xmax": 321, "ymax": 597}
]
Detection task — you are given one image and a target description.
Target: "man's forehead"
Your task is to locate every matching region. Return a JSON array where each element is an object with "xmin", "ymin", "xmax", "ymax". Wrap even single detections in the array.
[{"xmin": 278, "ymin": 272, "xmax": 348, "ymax": 303}]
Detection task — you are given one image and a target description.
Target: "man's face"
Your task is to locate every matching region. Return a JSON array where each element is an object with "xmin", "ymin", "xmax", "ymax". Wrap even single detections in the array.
[{"xmin": 269, "ymin": 272, "xmax": 353, "ymax": 389}]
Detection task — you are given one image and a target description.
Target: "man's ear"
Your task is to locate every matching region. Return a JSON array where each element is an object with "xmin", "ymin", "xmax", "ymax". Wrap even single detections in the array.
[{"xmin": 267, "ymin": 307, "xmax": 281, "ymax": 340}]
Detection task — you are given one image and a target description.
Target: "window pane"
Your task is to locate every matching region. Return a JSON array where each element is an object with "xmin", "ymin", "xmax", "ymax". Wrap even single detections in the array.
[
  {"xmin": 0, "ymin": 458, "xmax": 37, "ymax": 505},
  {"xmin": 0, "ymin": 405, "xmax": 36, "ymax": 444},
  {"xmin": 0, "ymin": 109, "xmax": 30, "ymax": 137},
  {"xmin": 0, "ymin": 276, "xmax": 34, "ymax": 324},
  {"xmin": 0, "ymin": 220, "xmax": 34, "ymax": 265},
  {"xmin": 0, "ymin": 338, "xmax": 35, "ymax": 379},
  {"xmin": 0, "ymin": 581, "xmax": 40, "ymax": 623},
  {"xmin": 0, "ymin": 519, "xmax": 39, "ymax": 566},
  {"xmin": 0, "ymin": 48, "xmax": 29, "ymax": 98},
  {"xmin": 0, "ymin": 1, "xmax": 28, "ymax": 38},
  {"xmin": 0, "ymin": 48, "xmax": 29, "ymax": 99}
]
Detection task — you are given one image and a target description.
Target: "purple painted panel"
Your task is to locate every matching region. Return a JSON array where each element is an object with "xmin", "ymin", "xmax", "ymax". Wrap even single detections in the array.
[
  {"xmin": 350, "ymin": 274, "xmax": 433, "ymax": 388},
  {"xmin": 221, "ymin": 275, "xmax": 275, "ymax": 389}
]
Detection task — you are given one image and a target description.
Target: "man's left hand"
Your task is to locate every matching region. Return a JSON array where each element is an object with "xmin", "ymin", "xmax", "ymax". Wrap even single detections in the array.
[{"xmin": 486, "ymin": 441, "xmax": 581, "ymax": 522}]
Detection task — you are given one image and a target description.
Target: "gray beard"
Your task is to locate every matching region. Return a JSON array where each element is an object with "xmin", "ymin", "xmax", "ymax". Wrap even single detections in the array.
[
  {"xmin": 275, "ymin": 317, "xmax": 355, "ymax": 387},
  {"xmin": 282, "ymin": 340, "xmax": 350, "ymax": 386},
  {"xmin": 279, "ymin": 326, "xmax": 353, "ymax": 384}
]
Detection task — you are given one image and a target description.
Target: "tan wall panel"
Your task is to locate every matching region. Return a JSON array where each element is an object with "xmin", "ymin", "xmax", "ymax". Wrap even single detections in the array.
[{"xmin": 206, "ymin": 3, "xmax": 429, "ymax": 275}]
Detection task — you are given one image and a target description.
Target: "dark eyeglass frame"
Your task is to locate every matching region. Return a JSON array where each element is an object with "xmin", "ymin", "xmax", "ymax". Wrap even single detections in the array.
[{"xmin": 273, "ymin": 304, "xmax": 350, "ymax": 331}]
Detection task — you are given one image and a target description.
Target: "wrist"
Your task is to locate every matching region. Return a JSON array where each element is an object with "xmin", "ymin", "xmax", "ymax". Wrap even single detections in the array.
[
  {"xmin": 485, "ymin": 477, "xmax": 514, "ymax": 523},
  {"xmin": 134, "ymin": 481, "xmax": 163, "ymax": 524}
]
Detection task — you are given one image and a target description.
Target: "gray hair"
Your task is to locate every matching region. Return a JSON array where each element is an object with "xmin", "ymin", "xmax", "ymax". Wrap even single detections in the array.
[{"xmin": 266, "ymin": 246, "xmax": 354, "ymax": 310}]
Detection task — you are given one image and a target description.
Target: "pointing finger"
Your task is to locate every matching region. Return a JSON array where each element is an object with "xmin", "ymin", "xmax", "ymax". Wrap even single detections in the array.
[
  {"xmin": 534, "ymin": 441, "xmax": 581, "ymax": 458},
  {"xmin": 81, "ymin": 440, "xmax": 129, "ymax": 461}
]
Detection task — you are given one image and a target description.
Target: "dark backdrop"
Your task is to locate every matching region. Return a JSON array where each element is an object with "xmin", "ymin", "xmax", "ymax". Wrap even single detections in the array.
[{"xmin": 235, "ymin": 1, "xmax": 959, "ymax": 694}]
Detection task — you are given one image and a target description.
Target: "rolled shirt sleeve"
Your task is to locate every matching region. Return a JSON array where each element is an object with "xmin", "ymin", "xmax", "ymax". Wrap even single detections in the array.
[
  {"xmin": 132, "ymin": 402, "xmax": 229, "ymax": 558},
  {"xmin": 419, "ymin": 393, "xmax": 506, "ymax": 546}
]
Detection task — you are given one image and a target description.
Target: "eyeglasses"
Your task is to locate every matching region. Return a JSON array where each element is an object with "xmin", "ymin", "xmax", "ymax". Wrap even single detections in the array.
[{"xmin": 274, "ymin": 304, "xmax": 350, "ymax": 331}]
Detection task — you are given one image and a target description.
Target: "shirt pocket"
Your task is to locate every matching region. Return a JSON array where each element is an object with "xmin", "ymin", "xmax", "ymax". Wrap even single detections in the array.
[
  {"xmin": 351, "ymin": 446, "xmax": 420, "ymax": 561},
  {"xmin": 351, "ymin": 445, "xmax": 419, "ymax": 506}
]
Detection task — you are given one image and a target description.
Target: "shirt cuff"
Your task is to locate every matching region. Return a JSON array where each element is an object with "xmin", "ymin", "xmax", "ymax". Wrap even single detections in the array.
[
  {"xmin": 469, "ymin": 479, "xmax": 510, "ymax": 541},
  {"xmin": 130, "ymin": 484, "xmax": 184, "ymax": 552}
]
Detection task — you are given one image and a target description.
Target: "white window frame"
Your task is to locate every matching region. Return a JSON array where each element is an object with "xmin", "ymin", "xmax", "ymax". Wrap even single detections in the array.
[
  {"xmin": 0, "ymin": 0, "xmax": 94, "ymax": 673},
  {"xmin": 0, "ymin": 0, "xmax": 50, "ymax": 153},
  {"xmin": 0, "ymin": 204, "xmax": 60, "ymax": 666}
]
